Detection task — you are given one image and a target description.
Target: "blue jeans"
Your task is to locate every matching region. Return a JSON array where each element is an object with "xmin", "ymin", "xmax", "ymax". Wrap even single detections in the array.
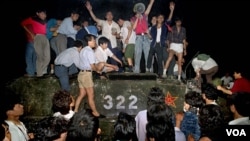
[
  {"xmin": 55, "ymin": 64, "xmax": 78, "ymax": 92},
  {"xmin": 25, "ymin": 42, "xmax": 36, "ymax": 76},
  {"xmin": 134, "ymin": 35, "xmax": 150, "ymax": 73}
]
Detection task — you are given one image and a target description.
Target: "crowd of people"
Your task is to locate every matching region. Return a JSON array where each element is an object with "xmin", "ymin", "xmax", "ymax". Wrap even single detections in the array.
[
  {"xmin": 1, "ymin": 84, "xmax": 250, "ymax": 141},
  {"xmin": 1, "ymin": 0, "xmax": 250, "ymax": 140}
]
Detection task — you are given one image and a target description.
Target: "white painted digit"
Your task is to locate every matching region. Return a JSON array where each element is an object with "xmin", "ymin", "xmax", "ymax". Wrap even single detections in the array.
[
  {"xmin": 129, "ymin": 95, "xmax": 138, "ymax": 109},
  {"xmin": 116, "ymin": 95, "xmax": 125, "ymax": 109},
  {"xmin": 103, "ymin": 95, "xmax": 113, "ymax": 109},
  {"xmin": 103, "ymin": 95, "xmax": 138, "ymax": 110}
]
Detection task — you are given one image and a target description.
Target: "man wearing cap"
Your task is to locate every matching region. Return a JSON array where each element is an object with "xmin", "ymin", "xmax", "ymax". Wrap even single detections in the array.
[{"xmin": 131, "ymin": 0, "xmax": 155, "ymax": 73}]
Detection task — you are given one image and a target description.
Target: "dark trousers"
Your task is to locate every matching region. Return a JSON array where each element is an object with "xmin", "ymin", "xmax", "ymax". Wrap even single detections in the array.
[
  {"xmin": 108, "ymin": 42, "xmax": 124, "ymax": 72},
  {"xmin": 147, "ymin": 43, "xmax": 164, "ymax": 75},
  {"xmin": 67, "ymin": 37, "xmax": 75, "ymax": 48}
]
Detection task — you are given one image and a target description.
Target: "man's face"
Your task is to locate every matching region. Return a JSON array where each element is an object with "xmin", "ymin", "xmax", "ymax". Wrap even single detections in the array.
[
  {"xmin": 83, "ymin": 21, "xmax": 89, "ymax": 27},
  {"xmin": 101, "ymin": 43, "xmax": 108, "ymax": 50},
  {"xmin": 71, "ymin": 13, "xmax": 79, "ymax": 21},
  {"xmin": 151, "ymin": 16, "xmax": 157, "ymax": 25},
  {"xmin": 117, "ymin": 19, "xmax": 123, "ymax": 27},
  {"xmin": 10, "ymin": 104, "xmax": 24, "ymax": 116},
  {"xmin": 89, "ymin": 37, "xmax": 96, "ymax": 48},
  {"xmin": 233, "ymin": 72, "xmax": 241, "ymax": 79},
  {"xmin": 175, "ymin": 20, "xmax": 182, "ymax": 26},
  {"xmin": 157, "ymin": 15, "xmax": 164, "ymax": 24},
  {"xmin": 105, "ymin": 12, "xmax": 113, "ymax": 21},
  {"xmin": 183, "ymin": 101, "xmax": 190, "ymax": 112},
  {"xmin": 37, "ymin": 11, "xmax": 47, "ymax": 20}
]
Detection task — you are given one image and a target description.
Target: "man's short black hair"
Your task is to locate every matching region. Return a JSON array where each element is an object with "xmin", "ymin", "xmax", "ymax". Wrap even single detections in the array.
[
  {"xmin": 0, "ymin": 88, "xmax": 21, "ymax": 121},
  {"xmin": 66, "ymin": 109, "xmax": 99, "ymax": 141},
  {"xmin": 227, "ymin": 92, "xmax": 250, "ymax": 117},
  {"xmin": 98, "ymin": 36, "xmax": 110, "ymax": 46}
]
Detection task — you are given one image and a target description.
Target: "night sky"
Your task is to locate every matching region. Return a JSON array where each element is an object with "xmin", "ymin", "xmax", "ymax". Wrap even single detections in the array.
[{"xmin": 3, "ymin": 0, "xmax": 250, "ymax": 88}]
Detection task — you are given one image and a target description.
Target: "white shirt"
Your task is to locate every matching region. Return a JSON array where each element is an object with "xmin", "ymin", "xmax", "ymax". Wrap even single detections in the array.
[
  {"xmin": 53, "ymin": 110, "xmax": 75, "ymax": 121},
  {"xmin": 135, "ymin": 110, "xmax": 147, "ymax": 141},
  {"xmin": 156, "ymin": 27, "xmax": 162, "ymax": 42},
  {"xmin": 94, "ymin": 46, "xmax": 113, "ymax": 63},
  {"xmin": 98, "ymin": 20, "xmax": 120, "ymax": 48},
  {"xmin": 229, "ymin": 117, "xmax": 250, "ymax": 125},
  {"xmin": 192, "ymin": 57, "xmax": 218, "ymax": 72},
  {"xmin": 78, "ymin": 46, "xmax": 96, "ymax": 70},
  {"xmin": 175, "ymin": 127, "xmax": 187, "ymax": 141},
  {"xmin": 58, "ymin": 17, "xmax": 78, "ymax": 40},
  {"xmin": 54, "ymin": 47, "xmax": 80, "ymax": 67},
  {"xmin": 221, "ymin": 76, "xmax": 233, "ymax": 86},
  {"xmin": 5, "ymin": 120, "xmax": 29, "ymax": 141},
  {"xmin": 120, "ymin": 21, "xmax": 136, "ymax": 48}
]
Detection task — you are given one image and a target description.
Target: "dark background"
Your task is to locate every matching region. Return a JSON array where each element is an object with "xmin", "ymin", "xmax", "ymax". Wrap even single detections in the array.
[{"xmin": 3, "ymin": 0, "xmax": 250, "ymax": 89}]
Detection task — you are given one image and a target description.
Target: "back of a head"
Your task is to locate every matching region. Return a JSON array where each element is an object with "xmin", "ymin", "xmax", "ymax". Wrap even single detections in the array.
[
  {"xmin": 228, "ymin": 92, "xmax": 250, "ymax": 117},
  {"xmin": 146, "ymin": 103, "xmax": 175, "ymax": 141},
  {"xmin": 84, "ymin": 34, "xmax": 96, "ymax": 43},
  {"xmin": 33, "ymin": 116, "xmax": 69, "ymax": 141},
  {"xmin": 74, "ymin": 39, "xmax": 84, "ymax": 48},
  {"xmin": 185, "ymin": 91, "xmax": 204, "ymax": 113},
  {"xmin": 113, "ymin": 112, "xmax": 137, "ymax": 141},
  {"xmin": 52, "ymin": 90, "xmax": 72, "ymax": 115},
  {"xmin": 147, "ymin": 103, "xmax": 174, "ymax": 124},
  {"xmin": 201, "ymin": 83, "xmax": 219, "ymax": 100},
  {"xmin": 147, "ymin": 87, "xmax": 165, "ymax": 107},
  {"xmin": 66, "ymin": 109, "xmax": 99, "ymax": 141},
  {"xmin": 199, "ymin": 104, "xmax": 225, "ymax": 133}
]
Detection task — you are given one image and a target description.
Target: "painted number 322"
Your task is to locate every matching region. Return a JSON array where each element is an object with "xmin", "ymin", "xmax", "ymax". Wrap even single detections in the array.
[{"xmin": 103, "ymin": 95, "xmax": 138, "ymax": 110}]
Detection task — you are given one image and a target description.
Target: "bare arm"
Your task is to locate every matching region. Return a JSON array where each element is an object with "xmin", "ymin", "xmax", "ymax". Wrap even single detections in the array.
[
  {"xmin": 144, "ymin": 0, "xmax": 155, "ymax": 15},
  {"xmin": 131, "ymin": 16, "xmax": 139, "ymax": 30},
  {"xmin": 183, "ymin": 39, "xmax": 187, "ymax": 56},
  {"xmin": 166, "ymin": 1, "xmax": 175, "ymax": 22},
  {"xmin": 90, "ymin": 63, "xmax": 101, "ymax": 74},
  {"xmin": 85, "ymin": 1, "xmax": 100, "ymax": 23},
  {"xmin": 23, "ymin": 26, "xmax": 35, "ymax": 40},
  {"xmin": 125, "ymin": 24, "xmax": 133, "ymax": 43},
  {"xmin": 217, "ymin": 85, "xmax": 233, "ymax": 95},
  {"xmin": 111, "ymin": 55, "xmax": 123, "ymax": 66}
]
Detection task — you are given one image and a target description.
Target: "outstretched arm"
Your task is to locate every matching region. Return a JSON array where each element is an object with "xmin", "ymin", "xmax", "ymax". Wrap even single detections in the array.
[
  {"xmin": 112, "ymin": 55, "xmax": 123, "ymax": 66},
  {"xmin": 144, "ymin": 0, "xmax": 155, "ymax": 15},
  {"xmin": 85, "ymin": 1, "xmax": 100, "ymax": 23},
  {"xmin": 217, "ymin": 85, "xmax": 233, "ymax": 95},
  {"xmin": 166, "ymin": 1, "xmax": 175, "ymax": 22}
]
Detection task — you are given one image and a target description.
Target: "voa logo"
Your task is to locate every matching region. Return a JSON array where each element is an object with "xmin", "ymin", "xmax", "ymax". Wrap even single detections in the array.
[{"xmin": 226, "ymin": 129, "xmax": 246, "ymax": 136}]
